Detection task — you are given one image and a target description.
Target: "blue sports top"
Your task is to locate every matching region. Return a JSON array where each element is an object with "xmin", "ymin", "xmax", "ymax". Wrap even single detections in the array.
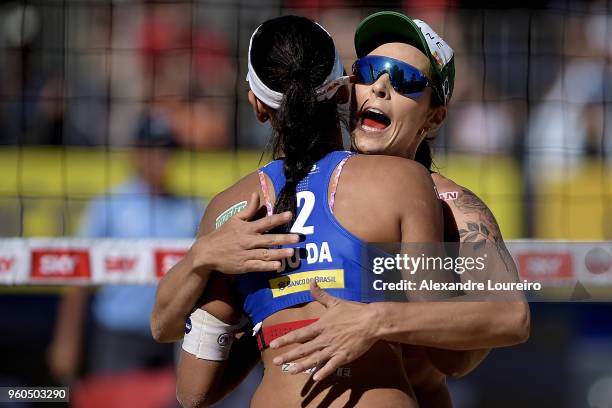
[{"xmin": 234, "ymin": 151, "xmax": 383, "ymax": 325}]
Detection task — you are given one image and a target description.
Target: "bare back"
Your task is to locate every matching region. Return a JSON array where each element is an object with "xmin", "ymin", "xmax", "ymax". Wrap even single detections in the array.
[{"xmin": 181, "ymin": 153, "xmax": 442, "ymax": 408}]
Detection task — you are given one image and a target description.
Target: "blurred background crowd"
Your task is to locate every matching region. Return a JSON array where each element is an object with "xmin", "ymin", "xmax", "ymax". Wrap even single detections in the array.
[{"xmin": 0, "ymin": 0, "xmax": 611, "ymax": 407}]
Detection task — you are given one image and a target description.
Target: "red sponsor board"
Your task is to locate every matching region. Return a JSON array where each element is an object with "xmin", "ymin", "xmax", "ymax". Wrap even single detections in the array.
[
  {"xmin": 517, "ymin": 252, "xmax": 573, "ymax": 281},
  {"xmin": 105, "ymin": 256, "xmax": 139, "ymax": 274},
  {"xmin": 154, "ymin": 250, "xmax": 187, "ymax": 278},
  {"xmin": 31, "ymin": 249, "xmax": 91, "ymax": 280},
  {"xmin": 0, "ymin": 256, "xmax": 16, "ymax": 274}
]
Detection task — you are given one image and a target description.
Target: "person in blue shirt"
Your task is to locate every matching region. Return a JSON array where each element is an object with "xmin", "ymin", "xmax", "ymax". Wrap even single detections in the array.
[{"xmin": 48, "ymin": 111, "xmax": 202, "ymax": 381}]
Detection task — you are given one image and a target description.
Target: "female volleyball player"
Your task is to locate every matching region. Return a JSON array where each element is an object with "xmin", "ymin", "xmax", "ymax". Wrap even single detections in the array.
[
  {"xmin": 152, "ymin": 12, "xmax": 530, "ymax": 408},
  {"xmin": 269, "ymin": 10, "xmax": 530, "ymax": 396},
  {"xmin": 173, "ymin": 15, "xmax": 446, "ymax": 408}
]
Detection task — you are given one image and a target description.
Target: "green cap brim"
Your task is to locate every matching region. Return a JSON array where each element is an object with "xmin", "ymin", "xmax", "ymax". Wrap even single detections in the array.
[{"xmin": 355, "ymin": 11, "xmax": 428, "ymax": 58}]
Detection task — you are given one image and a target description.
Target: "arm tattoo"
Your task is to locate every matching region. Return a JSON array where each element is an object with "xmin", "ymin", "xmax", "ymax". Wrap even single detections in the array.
[
  {"xmin": 453, "ymin": 188, "xmax": 517, "ymax": 277},
  {"xmin": 455, "ymin": 188, "xmax": 499, "ymax": 245}
]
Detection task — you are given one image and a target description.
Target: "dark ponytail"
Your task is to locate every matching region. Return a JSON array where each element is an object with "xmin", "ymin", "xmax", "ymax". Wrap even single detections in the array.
[
  {"xmin": 250, "ymin": 16, "xmax": 341, "ymax": 220},
  {"xmin": 414, "ymin": 138, "xmax": 433, "ymax": 171}
]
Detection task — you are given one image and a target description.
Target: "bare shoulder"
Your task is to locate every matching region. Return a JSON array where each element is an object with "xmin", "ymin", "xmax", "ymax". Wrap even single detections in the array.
[
  {"xmin": 431, "ymin": 173, "xmax": 503, "ymax": 243},
  {"xmin": 342, "ymin": 155, "xmax": 438, "ymax": 216},
  {"xmin": 430, "ymin": 174, "xmax": 521, "ymax": 278},
  {"xmin": 431, "ymin": 173, "xmax": 462, "ymax": 197},
  {"xmin": 216, "ymin": 171, "xmax": 261, "ymax": 206},
  {"xmin": 350, "ymin": 154, "xmax": 430, "ymax": 174},
  {"xmin": 346, "ymin": 154, "xmax": 433, "ymax": 191},
  {"xmin": 198, "ymin": 171, "xmax": 262, "ymax": 235},
  {"xmin": 431, "ymin": 173, "xmax": 487, "ymax": 211}
]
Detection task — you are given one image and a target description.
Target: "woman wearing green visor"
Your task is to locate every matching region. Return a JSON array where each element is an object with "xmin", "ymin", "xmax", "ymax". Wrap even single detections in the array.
[{"xmin": 152, "ymin": 11, "xmax": 530, "ymax": 408}]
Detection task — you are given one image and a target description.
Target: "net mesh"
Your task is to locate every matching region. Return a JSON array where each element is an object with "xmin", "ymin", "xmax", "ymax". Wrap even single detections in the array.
[
  {"xmin": 0, "ymin": 0, "xmax": 610, "ymax": 240},
  {"xmin": 0, "ymin": 5, "xmax": 611, "ymax": 407}
]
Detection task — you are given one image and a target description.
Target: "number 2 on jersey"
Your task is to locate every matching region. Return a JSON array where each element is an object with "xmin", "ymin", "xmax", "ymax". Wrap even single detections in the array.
[{"xmin": 290, "ymin": 191, "xmax": 315, "ymax": 235}]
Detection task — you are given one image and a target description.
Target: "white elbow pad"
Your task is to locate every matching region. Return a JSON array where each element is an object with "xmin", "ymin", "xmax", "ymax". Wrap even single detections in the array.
[{"xmin": 181, "ymin": 309, "xmax": 244, "ymax": 361}]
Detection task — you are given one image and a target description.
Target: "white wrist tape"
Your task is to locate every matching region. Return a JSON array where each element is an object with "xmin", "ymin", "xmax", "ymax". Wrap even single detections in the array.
[{"xmin": 181, "ymin": 309, "xmax": 243, "ymax": 361}]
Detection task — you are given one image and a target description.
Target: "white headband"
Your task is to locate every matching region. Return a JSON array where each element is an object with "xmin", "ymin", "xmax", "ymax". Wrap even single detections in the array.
[{"xmin": 246, "ymin": 22, "xmax": 350, "ymax": 110}]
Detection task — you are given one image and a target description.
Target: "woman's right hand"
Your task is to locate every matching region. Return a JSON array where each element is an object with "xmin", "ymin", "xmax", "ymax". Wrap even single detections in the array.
[{"xmin": 190, "ymin": 192, "xmax": 299, "ymax": 274}]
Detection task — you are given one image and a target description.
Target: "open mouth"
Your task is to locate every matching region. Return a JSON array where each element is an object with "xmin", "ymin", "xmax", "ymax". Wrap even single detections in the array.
[{"xmin": 360, "ymin": 108, "xmax": 391, "ymax": 132}]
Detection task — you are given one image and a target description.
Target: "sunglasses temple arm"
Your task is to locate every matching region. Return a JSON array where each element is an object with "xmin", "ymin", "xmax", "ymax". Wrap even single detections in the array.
[{"xmin": 315, "ymin": 75, "xmax": 355, "ymax": 101}]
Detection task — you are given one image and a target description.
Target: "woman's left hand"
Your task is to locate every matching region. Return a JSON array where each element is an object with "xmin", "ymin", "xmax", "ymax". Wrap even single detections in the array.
[{"xmin": 270, "ymin": 281, "xmax": 381, "ymax": 381}]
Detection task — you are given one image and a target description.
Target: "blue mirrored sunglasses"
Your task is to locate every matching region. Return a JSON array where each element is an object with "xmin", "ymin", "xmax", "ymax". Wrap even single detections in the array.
[{"xmin": 352, "ymin": 55, "xmax": 432, "ymax": 101}]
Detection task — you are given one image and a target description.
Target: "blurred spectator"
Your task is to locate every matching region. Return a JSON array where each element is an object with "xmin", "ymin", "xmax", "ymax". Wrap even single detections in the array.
[
  {"xmin": 0, "ymin": 4, "xmax": 73, "ymax": 145},
  {"xmin": 47, "ymin": 112, "xmax": 203, "ymax": 407},
  {"xmin": 140, "ymin": 3, "xmax": 232, "ymax": 149},
  {"xmin": 526, "ymin": 5, "xmax": 612, "ymax": 177},
  {"xmin": 445, "ymin": 62, "xmax": 517, "ymax": 154},
  {"xmin": 0, "ymin": 2, "xmax": 234, "ymax": 148},
  {"xmin": 438, "ymin": 7, "xmax": 518, "ymax": 154},
  {"xmin": 0, "ymin": 4, "xmax": 119, "ymax": 146}
]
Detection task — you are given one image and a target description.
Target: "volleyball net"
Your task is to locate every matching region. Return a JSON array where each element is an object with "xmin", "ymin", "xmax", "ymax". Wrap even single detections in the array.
[
  {"xmin": 1, "ymin": 3, "xmax": 611, "ymax": 407},
  {"xmin": 0, "ymin": 0, "xmax": 611, "ymax": 275}
]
